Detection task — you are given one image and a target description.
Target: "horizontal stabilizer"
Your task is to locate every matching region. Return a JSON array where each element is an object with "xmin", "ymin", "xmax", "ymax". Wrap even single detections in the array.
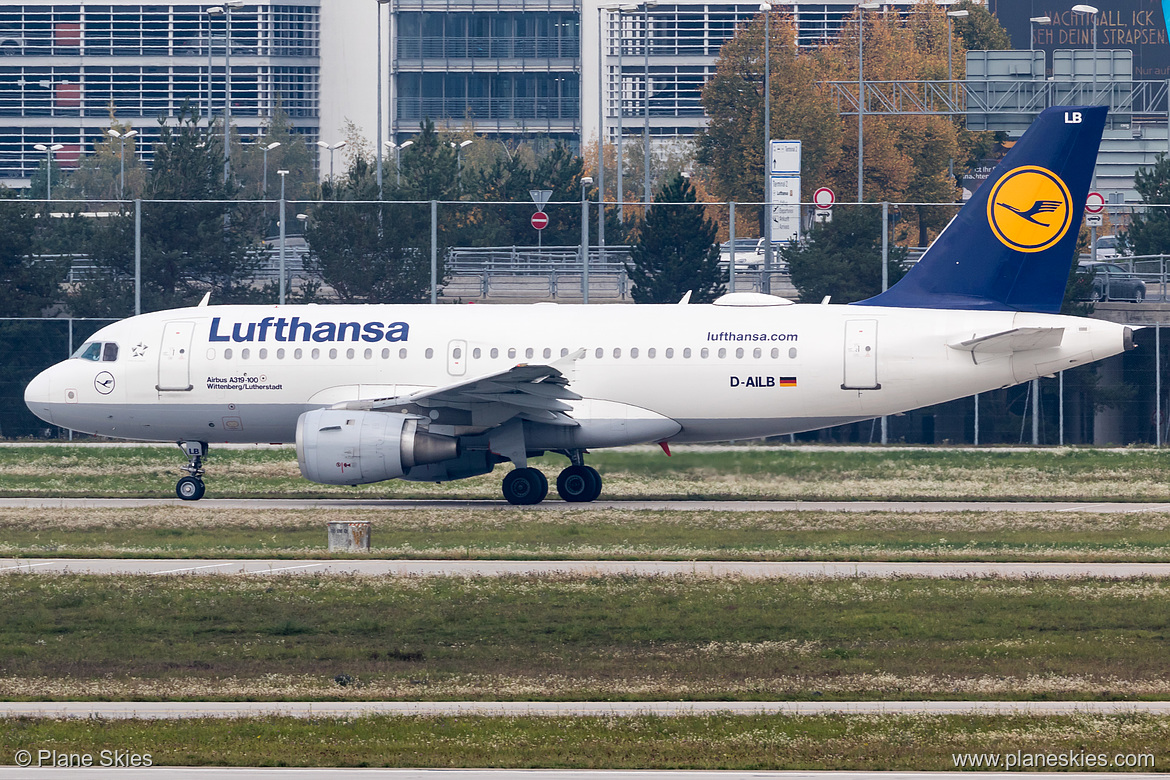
[{"xmin": 949, "ymin": 327, "xmax": 1064, "ymax": 354}]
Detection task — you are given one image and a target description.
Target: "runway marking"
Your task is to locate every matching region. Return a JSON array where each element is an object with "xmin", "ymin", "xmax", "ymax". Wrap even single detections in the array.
[
  {"xmin": 247, "ymin": 562, "xmax": 324, "ymax": 575},
  {"xmin": 151, "ymin": 562, "xmax": 237, "ymax": 575},
  {"xmin": 0, "ymin": 560, "xmax": 60, "ymax": 572}
]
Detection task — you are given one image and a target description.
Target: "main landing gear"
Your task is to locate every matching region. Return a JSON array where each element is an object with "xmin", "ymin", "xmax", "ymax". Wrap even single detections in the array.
[
  {"xmin": 500, "ymin": 451, "xmax": 603, "ymax": 506},
  {"xmin": 176, "ymin": 441, "xmax": 208, "ymax": 501}
]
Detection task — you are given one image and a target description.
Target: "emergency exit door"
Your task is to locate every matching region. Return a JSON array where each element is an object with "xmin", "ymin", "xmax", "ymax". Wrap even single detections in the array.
[{"xmin": 842, "ymin": 319, "xmax": 880, "ymax": 390}]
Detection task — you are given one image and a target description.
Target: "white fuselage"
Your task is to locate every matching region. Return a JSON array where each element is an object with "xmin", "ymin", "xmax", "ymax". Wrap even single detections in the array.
[{"xmin": 25, "ymin": 300, "xmax": 1130, "ymax": 446}]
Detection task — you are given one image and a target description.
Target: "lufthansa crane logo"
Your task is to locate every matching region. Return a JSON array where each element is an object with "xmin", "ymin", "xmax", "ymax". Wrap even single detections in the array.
[{"xmin": 986, "ymin": 166, "xmax": 1073, "ymax": 253}]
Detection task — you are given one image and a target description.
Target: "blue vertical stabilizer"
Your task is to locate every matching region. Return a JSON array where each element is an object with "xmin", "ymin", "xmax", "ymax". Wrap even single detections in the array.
[{"xmin": 856, "ymin": 106, "xmax": 1106, "ymax": 313}]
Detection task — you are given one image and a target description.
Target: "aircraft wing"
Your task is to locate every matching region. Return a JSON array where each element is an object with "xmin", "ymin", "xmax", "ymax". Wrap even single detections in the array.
[
  {"xmin": 333, "ymin": 349, "xmax": 586, "ymax": 429},
  {"xmin": 949, "ymin": 327, "xmax": 1064, "ymax": 354}
]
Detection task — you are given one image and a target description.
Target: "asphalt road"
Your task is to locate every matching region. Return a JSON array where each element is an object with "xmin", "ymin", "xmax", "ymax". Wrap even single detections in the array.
[
  {"xmin": 3, "ymin": 497, "xmax": 1170, "ymax": 513},
  {"xmin": 6, "ymin": 558, "xmax": 1170, "ymax": 578}
]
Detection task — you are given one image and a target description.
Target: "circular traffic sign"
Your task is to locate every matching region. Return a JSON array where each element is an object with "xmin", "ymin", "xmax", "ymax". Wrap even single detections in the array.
[
  {"xmin": 813, "ymin": 187, "xmax": 835, "ymax": 209},
  {"xmin": 531, "ymin": 211, "xmax": 549, "ymax": 230},
  {"xmin": 1085, "ymin": 191, "xmax": 1105, "ymax": 214}
]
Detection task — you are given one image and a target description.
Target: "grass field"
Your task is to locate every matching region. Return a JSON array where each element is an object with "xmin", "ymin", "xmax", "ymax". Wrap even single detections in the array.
[
  {"xmin": 3, "ymin": 574, "xmax": 1170, "ymax": 702},
  {"xmin": 5, "ymin": 506, "xmax": 1170, "ymax": 562},
  {"xmin": 0, "ymin": 712, "xmax": 1164, "ymax": 769},
  {"xmin": 3, "ymin": 444, "xmax": 1170, "ymax": 500}
]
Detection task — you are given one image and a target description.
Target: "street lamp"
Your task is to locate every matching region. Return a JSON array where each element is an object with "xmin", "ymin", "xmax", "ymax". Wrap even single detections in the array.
[
  {"xmin": 261, "ymin": 141, "xmax": 281, "ymax": 199},
  {"xmin": 450, "ymin": 139, "xmax": 473, "ymax": 193},
  {"xmin": 1029, "ymin": 15, "xmax": 1051, "ymax": 54},
  {"xmin": 857, "ymin": 2, "xmax": 880, "ymax": 203},
  {"xmin": 386, "ymin": 139, "xmax": 413, "ymax": 186},
  {"xmin": 376, "ymin": 0, "xmax": 392, "ymax": 200},
  {"xmin": 599, "ymin": 3, "xmax": 624, "ymax": 251},
  {"xmin": 581, "ymin": 176, "xmax": 594, "ymax": 305},
  {"xmin": 277, "ymin": 169, "xmax": 289, "ymax": 305},
  {"xmin": 33, "ymin": 143, "xmax": 65, "ymax": 203},
  {"xmin": 760, "ymin": 2, "xmax": 772, "ymax": 293},
  {"xmin": 1072, "ymin": 5, "xmax": 1099, "ymax": 103},
  {"xmin": 641, "ymin": 0, "xmax": 658, "ymax": 206},
  {"xmin": 616, "ymin": 3, "xmax": 639, "ymax": 224},
  {"xmin": 316, "ymin": 140, "xmax": 346, "ymax": 183},
  {"xmin": 107, "ymin": 128, "xmax": 139, "ymax": 200},
  {"xmin": 945, "ymin": 10, "xmax": 967, "ymax": 87},
  {"xmin": 207, "ymin": 0, "xmax": 244, "ymax": 183}
]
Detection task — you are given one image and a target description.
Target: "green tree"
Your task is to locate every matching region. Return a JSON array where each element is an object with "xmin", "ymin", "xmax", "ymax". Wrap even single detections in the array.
[
  {"xmin": 1121, "ymin": 153, "xmax": 1170, "ymax": 256},
  {"xmin": 395, "ymin": 120, "xmax": 458, "ymax": 202},
  {"xmin": 304, "ymin": 156, "xmax": 437, "ymax": 303},
  {"xmin": 627, "ymin": 174, "xmax": 725, "ymax": 304},
  {"xmin": 0, "ymin": 189, "xmax": 62, "ymax": 316},
  {"xmin": 72, "ymin": 106, "xmax": 261, "ymax": 316},
  {"xmin": 781, "ymin": 206, "xmax": 907, "ymax": 304}
]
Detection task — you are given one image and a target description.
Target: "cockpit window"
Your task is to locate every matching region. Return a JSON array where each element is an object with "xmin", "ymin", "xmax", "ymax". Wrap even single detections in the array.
[
  {"xmin": 75, "ymin": 342, "xmax": 103, "ymax": 361},
  {"xmin": 102, "ymin": 343, "xmax": 118, "ymax": 362}
]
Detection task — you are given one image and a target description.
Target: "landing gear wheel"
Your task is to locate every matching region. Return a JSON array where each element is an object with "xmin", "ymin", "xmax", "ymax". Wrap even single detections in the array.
[
  {"xmin": 502, "ymin": 467, "xmax": 549, "ymax": 505},
  {"xmin": 557, "ymin": 464, "xmax": 602, "ymax": 503},
  {"xmin": 176, "ymin": 475, "xmax": 206, "ymax": 501}
]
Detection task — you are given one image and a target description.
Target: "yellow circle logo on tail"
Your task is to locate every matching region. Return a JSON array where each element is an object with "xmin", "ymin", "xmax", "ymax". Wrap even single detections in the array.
[{"xmin": 986, "ymin": 166, "xmax": 1073, "ymax": 253}]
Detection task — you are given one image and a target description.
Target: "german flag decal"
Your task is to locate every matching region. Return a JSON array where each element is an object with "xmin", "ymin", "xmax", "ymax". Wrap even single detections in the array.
[{"xmin": 778, "ymin": 377, "xmax": 797, "ymax": 387}]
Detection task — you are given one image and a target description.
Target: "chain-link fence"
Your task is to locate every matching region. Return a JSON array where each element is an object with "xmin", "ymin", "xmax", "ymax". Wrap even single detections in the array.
[{"xmin": 3, "ymin": 197, "xmax": 1169, "ymax": 444}]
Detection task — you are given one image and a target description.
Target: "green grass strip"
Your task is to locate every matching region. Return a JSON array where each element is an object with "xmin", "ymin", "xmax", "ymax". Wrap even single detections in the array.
[
  {"xmin": 4, "ymin": 575, "xmax": 1170, "ymax": 702},
  {"xmin": 0, "ymin": 713, "xmax": 1164, "ymax": 769},
  {"xmin": 3, "ymin": 445, "xmax": 1170, "ymax": 500}
]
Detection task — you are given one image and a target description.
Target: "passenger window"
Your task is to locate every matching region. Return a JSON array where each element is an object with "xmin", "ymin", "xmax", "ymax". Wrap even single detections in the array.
[
  {"xmin": 631, "ymin": 347, "xmax": 639, "ymax": 358},
  {"xmin": 425, "ymin": 348, "xmax": 434, "ymax": 359},
  {"xmin": 701, "ymin": 348, "xmax": 709, "ymax": 358},
  {"xmin": 753, "ymin": 347, "xmax": 761, "ymax": 359},
  {"xmin": 399, "ymin": 348, "xmax": 408, "ymax": 358},
  {"xmin": 665, "ymin": 348, "xmax": 674, "ymax": 358},
  {"xmin": 277, "ymin": 348, "xmax": 286, "ymax": 359},
  {"xmin": 329, "ymin": 348, "xmax": 337, "ymax": 359},
  {"xmin": 490, "ymin": 348, "xmax": 498, "ymax": 359},
  {"xmin": 648, "ymin": 348, "xmax": 656, "ymax": 358},
  {"xmin": 735, "ymin": 348, "xmax": 743, "ymax": 359},
  {"xmin": 453, "ymin": 347, "xmax": 462, "ymax": 359},
  {"xmin": 224, "ymin": 348, "xmax": 233, "ymax": 359},
  {"xmin": 76, "ymin": 342, "xmax": 103, "ymax": 361},
  {"xmin": 770, "ymin": 348, "xmax": 779, "ymax": 359},
  {"xmin": 508, "ymin": 348, "xmax": 516, "ymax": 359},
  {"xmin": 102, "ymin": 343, "xmax": 119, "ymax": 362},
  {"xmin": 788, "ymin": 347, "xmax": 797, "ymax": 359},
  {"xmin": 683, "ymin": 348, "xmax": 691, "ymax": 358},
  {"xmin": 346, "ymin": 348, "xmax": 355, "ymax": 359},
  {"xmin": 311, "ymin": 348, "xmax": 320, "ymax": 359},
  {"xmin": 259, "ymin": 348, "xmax": 268, "ymax": 360},
  {"xmin": 613, "ymin": 348, "xmax": 621, "ymax": 358},
  {"xmin": 382, "ymin": 348, "xmax": 390, "ymax": 359},
  {"xmin": 718, "ymin": 348, "xmax": 727, "ymax": 358},
  {"xmin": 543, "ymin": 348, "xmax": 551, "ymax": 359},
  {"xmin": 560, "ymin": 348, "xmax": 569, "ymax": 357},
  {"xmin": 595, "ymin": 347, "xmax": 603, "ymax": 359},
  {"xmin": 364, "ymin": 348, "xmax": 372, "ymax": 360},
  {"xmin": 525, "ymin": 347, "xmax": 534, "ymax": 359},
  {"xmin": 295, "ymin": 348, "xmax": 303, "ymax": 359},
  {"xmin": 241, "ymin": 348, "xmax": 251, "ymax": 360},
  {"xmin": 473, "ymin": 348, "xmax": 481, "ymax": 359}
]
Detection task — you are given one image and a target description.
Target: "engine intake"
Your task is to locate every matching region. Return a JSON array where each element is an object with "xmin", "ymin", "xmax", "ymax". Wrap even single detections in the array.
[{"xmin": 296, "ymin": 409, "xmax": 459, "ymax": 485}]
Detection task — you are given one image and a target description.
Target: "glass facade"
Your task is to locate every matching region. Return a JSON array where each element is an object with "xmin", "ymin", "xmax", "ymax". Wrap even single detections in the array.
[
  {"xmin": 397, "ymin": 11, "xmax": 579, "ymax": 60},
  {"xmin": 0, "ymin": 3, "xmax": 319, "ymax": 182}
]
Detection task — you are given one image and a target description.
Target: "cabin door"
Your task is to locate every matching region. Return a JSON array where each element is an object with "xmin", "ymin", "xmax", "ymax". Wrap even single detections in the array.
[
  {"xmin": 842, "ymin": 319, "xmax": 880, "ymax": 390},
  {"xmin": 157, "ymin": 321, "xmax": 195, "ymax": 391}
]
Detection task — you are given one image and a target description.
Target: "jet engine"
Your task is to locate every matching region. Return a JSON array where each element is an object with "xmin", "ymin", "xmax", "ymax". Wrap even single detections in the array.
[{"xmin": 296, "ymin": 409, "xmax": 459, "ymax": 485}]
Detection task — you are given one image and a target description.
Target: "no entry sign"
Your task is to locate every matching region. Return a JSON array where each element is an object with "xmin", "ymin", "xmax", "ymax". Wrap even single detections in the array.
[{"xmin": 531, "ymin": 211, "xmax": 549, "ymax": 230}]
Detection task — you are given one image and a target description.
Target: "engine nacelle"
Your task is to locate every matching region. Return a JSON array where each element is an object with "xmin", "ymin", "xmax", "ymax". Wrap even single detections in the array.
[{"xmin": 296, "ymin": 409, "xmax": 459, "ymax": 485}]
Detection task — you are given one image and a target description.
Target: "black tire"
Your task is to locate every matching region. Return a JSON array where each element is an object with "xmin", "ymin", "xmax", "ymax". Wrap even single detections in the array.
[
  {"xmin": 557, "ymin": 464, "xmax": 602, "ymax": 502},
  {"xmin": 176, "ymin": 476, "xmax": 205, "ymax": 501},
  {"xmin": 502, "ymin": 467, "xmax": 549, "ymax": 505},
  {"xmin": 1135, "ymin": 288, "xmax": 1145, "ymax": 303}
]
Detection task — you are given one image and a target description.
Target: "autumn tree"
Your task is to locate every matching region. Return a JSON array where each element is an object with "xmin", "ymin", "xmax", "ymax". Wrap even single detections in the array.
[
  {"xmin": 781, "ymin": 206, "xmax": 906, "ymax": 304},
  {"xmin": 627, "ymin": 174, "xmax": 724, "ymax": 303},
  {"xmin": 697, "ymin": 11, "xmax": 843, "ymax": 231}
]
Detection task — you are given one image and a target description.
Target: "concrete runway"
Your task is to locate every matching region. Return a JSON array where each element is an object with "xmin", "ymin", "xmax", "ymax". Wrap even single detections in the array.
[
  {"xmin": 0, "ymin": 772, "xmax": 1162, "ymax": 780},
  {"xmin": 3, "ymin": 497, "xmax": 1170, "ymax": 513},
  {"xmin": 7, "ymin": 558, "xmax": 1170, "ymax": 578}
]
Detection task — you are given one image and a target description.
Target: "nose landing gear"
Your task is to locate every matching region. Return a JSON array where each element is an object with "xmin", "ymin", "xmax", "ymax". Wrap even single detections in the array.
[{"xmin": 176, "ymin": 441, "xmax": 207, "ymax": 501}]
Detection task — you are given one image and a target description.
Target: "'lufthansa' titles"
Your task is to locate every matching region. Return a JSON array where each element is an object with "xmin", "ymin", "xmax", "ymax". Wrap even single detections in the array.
[{"xmin": 209, "ymin": 316, "xmax": 409, "ymax": 343}]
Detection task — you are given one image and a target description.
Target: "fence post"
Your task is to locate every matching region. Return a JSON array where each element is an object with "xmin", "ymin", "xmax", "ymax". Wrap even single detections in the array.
[
  {"xmin": 134, "ymin": 199, "xmax": 141, "ymax": 316},
  {"xmin": 880, "ymin": 201, "xmax": 889, "ymax": 444},
  {"xmin": 1158, "ymin": 323, "xmax": 1162, "ymax": 447},
  {"xmin": 582, "ymin": 193, "xmax": 590, "ymax": 305},
  {"xmin": 728, "ymin": 202, "xmax": 736, "ymax": 294},
  {"xmin": 1059, "ymin": 371, "xmax": 1065, "ymax": 446},
  {"xmin": 430, "ymin": 200, "xmax": 437, "ymax": 304}
]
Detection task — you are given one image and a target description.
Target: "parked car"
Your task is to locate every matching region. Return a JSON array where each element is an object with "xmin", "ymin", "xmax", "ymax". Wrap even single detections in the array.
[
  {"xmin": 1094, "ymin": 235, "xmax": 1126, "ymax": 261},
  {"xmin": 719, "ymin": 238, "xmax": 762, "ymax": 269},
  {"xmin": 1078, "ymin": 261, "xmax": 1146, "ymax": 302}
]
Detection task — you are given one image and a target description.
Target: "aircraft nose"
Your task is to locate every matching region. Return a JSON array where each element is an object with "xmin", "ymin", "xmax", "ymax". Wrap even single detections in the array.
[{"xmin": 24, "ymin": 367, "xmax": 54, "ymax": 424}]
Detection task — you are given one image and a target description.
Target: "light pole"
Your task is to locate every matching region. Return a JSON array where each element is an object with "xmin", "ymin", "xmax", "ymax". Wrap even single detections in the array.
[
  {"xmin": 1029, "ymin": 15, "xmax": 1051, "ymax": 54},
  {"xmin": 376, "ymin": 0, "xmax": 392, "ymax": 200},
  {"xmin": 616, "ymin": 3, "xmax": 638, "ymax": 223},
  {"xmin": 261, "ymin": 140, "xmax": 281, "ymax": 199},
  {"xmin": 1072, "ymin": 5, "xmax": 1099, "ymax": 103},
  {"xmin": 386, "ymin": 139, "xmax": 413, "ymax": 186},
  {"xmin": 33, "ymin": 143, "xmax": 64, "ymax": 203},
  {"xmin": 317, "ymin": 140, "xmax": 346, "ymax": 184},
  {"xmin": 857, "ymin": 2, "xmax": 879, "ymax": 204},
  {"xmin": 641, "ymin": 0, "xmax": 657, "ymax": 206},
  {"xmin": 107, "ymin": 128, "xmax": 138, "ymax": 199},
  {"xmin": 277, "ymin": 169, "xmax": 289, "ymax": 304},
  {"xmin": 599, "ymin": 3, "xmax": 623, "ymax": 249},
  {"xmin": 450, "ymin": 139, "xmax": 473, "ymax": 193},
  {"xmin": 946, "ymin": 10, "xmax": 967, "ymax": 89},
  {"xmin": 208, "ymin": 1, "xmax": 244, "ymax": 183},
  {"xmin": 760, "ymin": 2, "xmax": 772, "ymax": 294},
  {"xmin": 581, "ymin": 176, "xmax": 593, "ymax": 305}
]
